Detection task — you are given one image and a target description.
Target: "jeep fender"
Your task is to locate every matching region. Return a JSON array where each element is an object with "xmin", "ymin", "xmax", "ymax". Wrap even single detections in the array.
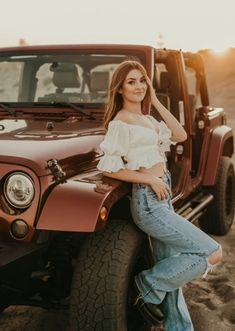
[
  {"xmin": 203, "ymin": 125, "xmax": 234, "ymax": 186},
  {"xmin": 36, "ymin": 178, "xmax": 130, "ymax": 232}
]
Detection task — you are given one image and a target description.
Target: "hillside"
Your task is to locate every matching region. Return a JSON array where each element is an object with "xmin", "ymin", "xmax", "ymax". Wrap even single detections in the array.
[{"xmin": 200, "ymin": 49, "xmax": 235, "ymax": 124}]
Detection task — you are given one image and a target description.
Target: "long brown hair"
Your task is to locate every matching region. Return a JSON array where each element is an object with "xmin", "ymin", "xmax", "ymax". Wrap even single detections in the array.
[{"xmin": 103, "ymin": 60, "xmax": 150, "ymax": 129}]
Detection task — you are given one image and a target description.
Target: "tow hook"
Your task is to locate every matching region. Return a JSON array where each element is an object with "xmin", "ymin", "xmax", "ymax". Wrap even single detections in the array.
[{"xmin": 47, "ymin": 159, "xmax": 66, "ymax": 182}]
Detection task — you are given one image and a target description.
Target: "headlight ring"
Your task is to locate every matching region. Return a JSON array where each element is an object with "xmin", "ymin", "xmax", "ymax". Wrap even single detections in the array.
[{"xmin": 4, "ymin": 172, "xmax": 35, "ymax": 209}]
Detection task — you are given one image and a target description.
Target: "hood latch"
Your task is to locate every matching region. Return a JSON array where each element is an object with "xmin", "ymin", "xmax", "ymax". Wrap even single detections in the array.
[{"xmin": 47, "ymin": 159, "xmax": 66, "ymax": 182}]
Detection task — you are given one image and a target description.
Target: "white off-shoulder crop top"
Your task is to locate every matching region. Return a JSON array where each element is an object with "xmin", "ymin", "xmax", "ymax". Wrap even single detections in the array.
[{"xmin": 97, "ymin": 117, "xmax": 177, "ymax": 173}]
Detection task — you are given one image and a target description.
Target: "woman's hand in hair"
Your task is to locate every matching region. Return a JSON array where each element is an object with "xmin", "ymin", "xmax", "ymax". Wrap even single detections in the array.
[
  {"xmin": 146, "ymin": 76, "xmax": 157, "ymax": 104},
  {"xmin": 146, "ymin": 76, "xmax": 187, "ymax": 142}
]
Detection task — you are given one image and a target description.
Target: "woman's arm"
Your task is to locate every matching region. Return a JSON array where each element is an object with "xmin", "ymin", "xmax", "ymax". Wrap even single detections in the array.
[
  {"xmin": 104, "ymin": 168, "xmax": 152, "ymax": 184},
  {"xmin": 104, "ymin": 169, "xmax": 170, "ymax": 200},
  {"xmin": 147, "ymin": 77, "xmax": 187, "ymax": 142}
]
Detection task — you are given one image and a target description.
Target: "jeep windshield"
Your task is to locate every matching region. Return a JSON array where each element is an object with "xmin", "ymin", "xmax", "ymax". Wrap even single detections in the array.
[{"xmin": 0, "ymin": 51, "xmax": 144, "ymax": 107}]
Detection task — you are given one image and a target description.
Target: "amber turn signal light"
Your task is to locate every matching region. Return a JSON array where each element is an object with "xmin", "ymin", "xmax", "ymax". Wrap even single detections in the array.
[{"xmin": 100, "ymin": 206, "xmax": 108, "ymax": 222}]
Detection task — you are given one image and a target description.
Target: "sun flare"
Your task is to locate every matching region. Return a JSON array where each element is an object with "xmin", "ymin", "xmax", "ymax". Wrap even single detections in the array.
[{"xmin": 210, "ymin": 46, "xmax": 229, "ymax": 56}]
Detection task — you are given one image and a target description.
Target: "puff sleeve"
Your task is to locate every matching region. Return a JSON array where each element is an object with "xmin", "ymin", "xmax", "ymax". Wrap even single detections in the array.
[{"xmin": 97, "ymin": 121, "xmax": 130, "ymax": 173}]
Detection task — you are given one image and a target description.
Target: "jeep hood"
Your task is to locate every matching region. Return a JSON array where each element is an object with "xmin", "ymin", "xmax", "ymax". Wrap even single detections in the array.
[{"xmin": 0, "ymin": 118, "xmax": 104, "ymax": 176}]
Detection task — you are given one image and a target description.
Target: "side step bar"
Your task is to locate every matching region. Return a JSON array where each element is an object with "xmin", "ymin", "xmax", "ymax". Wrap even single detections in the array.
[{"xmin": 176, "ymin": 192, "xmax": 214, "ymax": 223}]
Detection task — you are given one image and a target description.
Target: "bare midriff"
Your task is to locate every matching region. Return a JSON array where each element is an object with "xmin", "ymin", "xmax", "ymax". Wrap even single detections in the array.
[{"xmin": 138, "ymin": 162, "xmax": 167, "ymax": 178}]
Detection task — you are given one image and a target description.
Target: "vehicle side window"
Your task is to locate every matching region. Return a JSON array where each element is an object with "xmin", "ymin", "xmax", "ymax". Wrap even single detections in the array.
[
  {"xmin": 151, "ymin": 64, "xmax": 171, "ymax": 121},
  {"xmin": 185, "ymin": 67, "xmax": 201, "ymax": 111},
  {"xmin": 184, "ymin": 67, "xmax": 203, "ymax": 131}
]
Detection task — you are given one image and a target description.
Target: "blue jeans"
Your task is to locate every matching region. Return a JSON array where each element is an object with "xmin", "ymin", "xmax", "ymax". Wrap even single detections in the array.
[{"xmin": 130, "ymin": 171, "xmax": 220, "ymax": 331}]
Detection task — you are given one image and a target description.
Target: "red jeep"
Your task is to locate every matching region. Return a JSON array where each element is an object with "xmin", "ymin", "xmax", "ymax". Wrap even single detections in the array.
[{"xmin": 0, "ymin": 44, "xmax": 234, "ymax": 331}]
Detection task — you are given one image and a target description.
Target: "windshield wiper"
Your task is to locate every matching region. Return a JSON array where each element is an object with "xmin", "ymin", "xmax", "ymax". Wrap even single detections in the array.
[
  {"xmin": 0, "ymin": 103, "xmax": 16, "ymax": 116},
  {"xmin": 51, "ymin": 101, "xmax": 96, "ymax": 120}
]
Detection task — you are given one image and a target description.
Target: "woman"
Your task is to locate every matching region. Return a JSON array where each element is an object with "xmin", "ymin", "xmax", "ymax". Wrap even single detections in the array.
[{"xmin": 97, "ymin": 60, "xmax": 222, "ymax": 331}]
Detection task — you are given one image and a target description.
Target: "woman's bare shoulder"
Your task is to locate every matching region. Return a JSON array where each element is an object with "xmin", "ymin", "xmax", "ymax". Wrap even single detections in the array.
[{"xmin": 113, "ymin": 110, "xmax": 130, "ymax": 123}]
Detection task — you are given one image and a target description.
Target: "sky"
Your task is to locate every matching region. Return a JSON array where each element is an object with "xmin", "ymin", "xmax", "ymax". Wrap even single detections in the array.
[{"xmin": 1, "ymin": 0, "xmax": 235, "ymax": 52}]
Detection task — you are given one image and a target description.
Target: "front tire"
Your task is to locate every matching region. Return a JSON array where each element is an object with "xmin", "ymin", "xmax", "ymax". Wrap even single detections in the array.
[
  {"xmin": 69, "ymin": 219, "xmax": 157, "ymax": 331},
  {"xmin": 199, "ymin": 156, "xmax": 235, "ymax": 235}
]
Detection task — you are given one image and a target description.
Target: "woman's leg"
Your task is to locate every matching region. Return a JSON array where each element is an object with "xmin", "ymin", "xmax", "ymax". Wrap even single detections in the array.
[
  {"xmin": 131, "ymin": 180, "xmax": 221, "ymax": 306},
  {"xmin": 151, "ymin": 238, "xmax": 194, "ymax": 331},
  {"xmin": 162, "ymin": 289, "xmax": 194, "ymax": 331}
]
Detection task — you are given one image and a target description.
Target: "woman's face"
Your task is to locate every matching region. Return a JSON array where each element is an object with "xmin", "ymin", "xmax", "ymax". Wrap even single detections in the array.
[{"xmin": 119, "ymin": 69, "xmax": 148, "ymax": 104}]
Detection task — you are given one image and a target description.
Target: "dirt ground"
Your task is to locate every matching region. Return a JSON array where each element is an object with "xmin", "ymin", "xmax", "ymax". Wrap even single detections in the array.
[
  {"xmin": 185, "ymin": 222, "xmax": 235, "ymax": 331},
  {"xmin": 1, "ymin": 223, "xmax": 235, "ymax": 331},
  {"xmin": 1, "ymin": 50, "xmax": 235, "ymax": 331}
]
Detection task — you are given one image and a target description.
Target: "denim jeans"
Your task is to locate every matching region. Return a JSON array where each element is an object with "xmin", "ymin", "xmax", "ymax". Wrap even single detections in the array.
[{"xmin": 130, "ymin": 171, "xmax": 220, "ymax": 331}]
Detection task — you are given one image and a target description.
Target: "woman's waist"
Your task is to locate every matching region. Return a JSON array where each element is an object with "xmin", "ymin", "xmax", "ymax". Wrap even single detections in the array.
[
  {"xmin": 133, "ymin": 164, "xmax": 171, "ymax": 192},
  {"xmin": 124, "ymin": 150, "xmax": 166, "ymax": 170},
  {"xmin": 138, "ymin": 162, "xmax": 168, "ymax": 177}
]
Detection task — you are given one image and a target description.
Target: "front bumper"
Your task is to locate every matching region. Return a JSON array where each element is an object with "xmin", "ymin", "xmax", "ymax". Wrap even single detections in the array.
[{"xmin": 0, "ymin": 241, "xmax": 47, "ymax": 301}]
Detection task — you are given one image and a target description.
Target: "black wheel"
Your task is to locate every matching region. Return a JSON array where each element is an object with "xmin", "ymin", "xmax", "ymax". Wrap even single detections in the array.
[
  {"xmin": 199, "ymin": 156, "xmax": 235, "ymax": 235},
  {"xmin": 69, "ymin": 219, "xmax": 160, "ymax": 331}
]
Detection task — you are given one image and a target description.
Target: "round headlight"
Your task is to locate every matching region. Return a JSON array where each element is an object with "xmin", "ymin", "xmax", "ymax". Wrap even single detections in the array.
[{"xmin": 4, "ymin": 173, "xmax": 35, "ymax": 208}]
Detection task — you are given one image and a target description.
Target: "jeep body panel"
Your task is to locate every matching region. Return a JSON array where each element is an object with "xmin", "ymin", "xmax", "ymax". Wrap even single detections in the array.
[
  {"xmin": 0, "ymin": 116, "xmax": 104, "ymax": 176},
  {"xmin": 36, "ymin": 176, "xmax": 130, "ymax": 232},
  {"xmin": 203, "ymin": 125, "xmax": 234, "ymax": 185},
  {"xmin": 0, "ymin": 115, "xmax": 108, "ymax": 241}
]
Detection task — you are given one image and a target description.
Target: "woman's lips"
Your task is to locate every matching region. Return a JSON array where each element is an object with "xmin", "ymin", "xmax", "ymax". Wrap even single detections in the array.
[{"xmin": 134, "ymin": 91, "xmax": 145, "ymax": 95}]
